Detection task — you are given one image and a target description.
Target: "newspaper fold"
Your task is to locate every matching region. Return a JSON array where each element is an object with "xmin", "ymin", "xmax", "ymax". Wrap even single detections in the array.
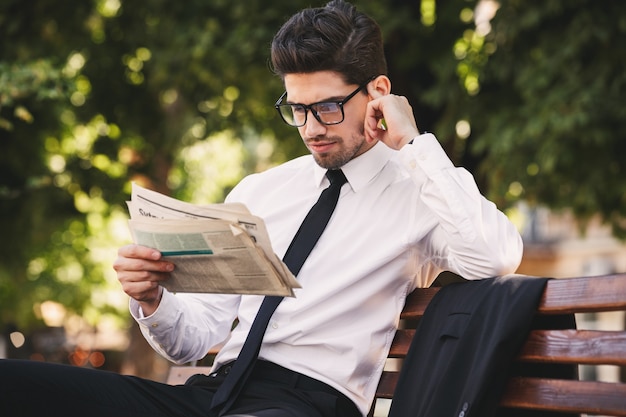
[{"xmin": 126, "ymin": 183, "xmax": 300, "ymax": 297}]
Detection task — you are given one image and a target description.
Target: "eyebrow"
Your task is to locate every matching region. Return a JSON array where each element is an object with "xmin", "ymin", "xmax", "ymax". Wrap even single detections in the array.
[{"xmin": 285, "ymin": 94, "xmax": 349, "ymax": 106}]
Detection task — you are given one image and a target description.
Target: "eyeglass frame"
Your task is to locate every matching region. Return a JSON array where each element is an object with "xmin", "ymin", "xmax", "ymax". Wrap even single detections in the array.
[{"xmin": 274, "ymin": 76, "xmax": 377, "ymax": 127}]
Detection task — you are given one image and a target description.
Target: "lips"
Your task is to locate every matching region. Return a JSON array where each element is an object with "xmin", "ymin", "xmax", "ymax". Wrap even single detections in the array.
[{"xmin": 308, "ymin": 140, "xmax": 336, "ymax": 153}]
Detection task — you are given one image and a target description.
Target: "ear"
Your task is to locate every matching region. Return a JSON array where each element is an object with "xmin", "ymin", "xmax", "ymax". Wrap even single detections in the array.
[{"xmin": 367, "ymin": 75, "xmax": 391, "ymax": 99}]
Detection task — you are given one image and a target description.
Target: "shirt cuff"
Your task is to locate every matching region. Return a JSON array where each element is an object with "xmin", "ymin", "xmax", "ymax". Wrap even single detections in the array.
[
  {"xmin": 130, "ymin": 289, "xmax": 177, "ymax": 331},
  {"xmin": 399, "ymin": 133, "xmax": 454, "ymax": 175}
]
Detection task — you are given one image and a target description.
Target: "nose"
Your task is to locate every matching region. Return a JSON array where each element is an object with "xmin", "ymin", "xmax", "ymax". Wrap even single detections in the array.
[{"xmin": 302, "ymin": 111, "xmax": 327, "ymax": 137}]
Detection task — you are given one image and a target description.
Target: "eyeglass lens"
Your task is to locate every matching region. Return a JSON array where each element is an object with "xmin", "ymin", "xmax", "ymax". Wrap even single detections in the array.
[{"xmin": 279, "ymin": 102, "xmax": 343, "ymax": 126}]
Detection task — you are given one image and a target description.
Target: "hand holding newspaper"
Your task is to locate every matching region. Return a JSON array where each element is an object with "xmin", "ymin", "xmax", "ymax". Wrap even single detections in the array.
[{"xmin": 126, "ymin": 183, "xmax": 300, "ymax": 297}]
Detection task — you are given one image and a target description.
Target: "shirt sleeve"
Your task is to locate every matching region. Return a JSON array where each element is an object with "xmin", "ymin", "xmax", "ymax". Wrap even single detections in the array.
[
  {"xmin": 399, "ymin": 133, "xmax": 523, "ymax": 281},
  {"xmin": 130, "ymin": 290, "xmax": 240, "ymax": 364}
]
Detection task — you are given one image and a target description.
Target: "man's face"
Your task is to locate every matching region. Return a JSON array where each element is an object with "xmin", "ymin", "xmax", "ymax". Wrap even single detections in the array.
[{"xmin": 283, "ymin": 71, "xmax": 376, "ymax": 170}]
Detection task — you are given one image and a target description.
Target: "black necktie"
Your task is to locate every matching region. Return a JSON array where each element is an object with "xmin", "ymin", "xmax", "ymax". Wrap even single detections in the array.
[{"xmin": 210, "ymin": 169, "xmax": 348, "ymax": 415}]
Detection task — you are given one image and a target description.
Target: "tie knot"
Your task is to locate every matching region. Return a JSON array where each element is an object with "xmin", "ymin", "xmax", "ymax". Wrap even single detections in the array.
[{"xmin": 326, "ymin": 169, "xmax": 347, "ymax": 186}]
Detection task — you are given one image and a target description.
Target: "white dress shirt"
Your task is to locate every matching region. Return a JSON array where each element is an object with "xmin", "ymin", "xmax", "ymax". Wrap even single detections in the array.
[{"xmin": 131, "ymin": 133, "xmax": 523, "ymax": 415}]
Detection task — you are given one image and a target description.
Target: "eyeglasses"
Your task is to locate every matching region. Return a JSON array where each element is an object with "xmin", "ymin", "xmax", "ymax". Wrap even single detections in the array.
[{"xmin": 275, "ymin": 77, "xmax": 374, "ymax": 127}]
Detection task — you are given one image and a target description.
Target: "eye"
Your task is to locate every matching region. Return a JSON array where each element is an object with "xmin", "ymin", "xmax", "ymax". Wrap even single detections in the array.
[
  {"xmin": 314, "ymin": 102, "xmax": 340, "ymax": 114},
  {"xmin": 291, "ymin": 105, "xmax": 307, "ymax": 115}
]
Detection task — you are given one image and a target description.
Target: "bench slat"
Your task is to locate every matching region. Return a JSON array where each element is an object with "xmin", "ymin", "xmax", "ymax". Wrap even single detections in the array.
[
  {"xmin": 374, "ymin": 371, "xmax": 399, "ymax": 399},
  {"xmin": 539, "ymin": 274, "xmax": 626, "ymax": 314},
  {"xmin": 400, "ymin": 287, "xmax": 438, "ymax": 320},
  {"xmin": 517, "ymin": 329, "xmax": 626, "ymax": 366},
  {"xmin": 389, "ymin": 329, "xmax": 626, "ymax": 365},
  {"xmin": 500, "ymin": 377, "xmax": 626, "ymax": 416},
  {"xmin": 401, "ymin": 274, "xmax": 626, "ymax": 319},
  {"xmin": 388, "ymin": 329, "xmax": 413, "ymax": 358},
  {"xmin": 379, "ymin": 374, "xmax": 626, "ymax": 416}
]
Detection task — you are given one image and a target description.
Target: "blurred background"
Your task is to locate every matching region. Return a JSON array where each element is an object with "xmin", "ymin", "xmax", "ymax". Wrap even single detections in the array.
[{"xmin": 1, "ymin": 0, "xmax": 624, "ymax": 386}]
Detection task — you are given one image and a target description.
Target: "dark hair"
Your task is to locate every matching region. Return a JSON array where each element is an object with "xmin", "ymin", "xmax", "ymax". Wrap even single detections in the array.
[{"xmin": 270, "ymin": 0, "xmax": 387, "ymax": 86}]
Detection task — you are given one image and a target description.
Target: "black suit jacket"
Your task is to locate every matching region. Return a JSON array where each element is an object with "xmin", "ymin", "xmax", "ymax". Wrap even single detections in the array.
[{"xmin": 388, "ymin": 275, "xmax": 577, "ymax": 417}]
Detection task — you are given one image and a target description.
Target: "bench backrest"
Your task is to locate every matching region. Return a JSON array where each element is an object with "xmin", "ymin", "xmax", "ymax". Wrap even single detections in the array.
[{"xmin": 372, "ymin": 273, "xmax": 626, "ymax": 416}]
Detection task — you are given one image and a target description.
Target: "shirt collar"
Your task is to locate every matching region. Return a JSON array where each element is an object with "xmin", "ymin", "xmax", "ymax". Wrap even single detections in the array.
[{"xmin": 312, "ymin": 141, "xmax": 395, "ymax": 192}]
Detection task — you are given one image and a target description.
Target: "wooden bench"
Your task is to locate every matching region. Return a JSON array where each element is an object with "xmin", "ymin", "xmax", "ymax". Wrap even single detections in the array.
[{"xmin": 167, "ymin": 273, "xmax": 626, "ymax": 416}]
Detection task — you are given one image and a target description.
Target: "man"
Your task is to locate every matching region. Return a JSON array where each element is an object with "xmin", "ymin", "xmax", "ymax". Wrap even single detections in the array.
[{"xmin": 0, "ymin": 1, "xmax": 523, "ymax": 416}]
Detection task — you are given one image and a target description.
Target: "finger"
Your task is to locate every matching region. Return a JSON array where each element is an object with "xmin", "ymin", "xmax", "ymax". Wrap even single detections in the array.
[
  {"xmin": 117, "ymin": 264, "xmax": 171, "ymax": 282},
  {"xmin": 118, "ymin": 243, "xmax": 162, "ymax": 260},
  {"xmin": 114, "ymin": 244, "xmax": 174, "ymax": 273},
  {"xmin": 117, "ymin": 266, "xmax": 169, "ymax": 290},
  {"xmin": 120, "ymin": 276, "xmax": 163, "ymax": 303},
  {"xmin": 113, "ymin": 255, "xmax": 174, "ymax": 276},
  {"xmin": 364, "ymin": 101, "xmax": 385, "ymax": 142}
]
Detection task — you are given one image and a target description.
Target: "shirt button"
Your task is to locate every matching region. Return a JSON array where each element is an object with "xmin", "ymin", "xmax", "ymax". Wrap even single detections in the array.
[
  {"xmin": 271, "ymin": 322, "xmax": 278, "ymax": 329},
  {"xmin": 151, "ymin": 323, "xmax": 159, "ymax": 328},
  {"xmin": 409, "ymin": 159, "xmax": 417, "ymax": 169}
]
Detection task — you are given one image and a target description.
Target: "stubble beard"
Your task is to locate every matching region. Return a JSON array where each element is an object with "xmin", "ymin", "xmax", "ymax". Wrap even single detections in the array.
[{"xmin": 310, "ymin": 131, "xmax": 368, "ymax": 170}]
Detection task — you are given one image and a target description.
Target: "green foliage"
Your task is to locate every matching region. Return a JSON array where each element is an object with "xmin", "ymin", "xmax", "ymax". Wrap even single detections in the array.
[
  {"xmin": 465, "ymin": 0, "xmax": 626, "ymax": 237},
  {"xmin": 0, "ymin": 0, "xmax": 320, "ymax": 332},
  {"xmin": 0, "ymin": 60, "xmax": 75, "ymax": 130}
]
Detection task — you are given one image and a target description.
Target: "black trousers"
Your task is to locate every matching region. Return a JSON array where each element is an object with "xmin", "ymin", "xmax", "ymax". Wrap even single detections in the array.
[{"xmin": 0, "ymin": 359, "xmax": 361, "ymax": 417}]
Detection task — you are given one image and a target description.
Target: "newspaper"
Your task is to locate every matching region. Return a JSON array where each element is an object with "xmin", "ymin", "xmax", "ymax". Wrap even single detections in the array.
[{"xmin": 126, "ymin": 183, "xmax": 300, "ymax": 297}]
